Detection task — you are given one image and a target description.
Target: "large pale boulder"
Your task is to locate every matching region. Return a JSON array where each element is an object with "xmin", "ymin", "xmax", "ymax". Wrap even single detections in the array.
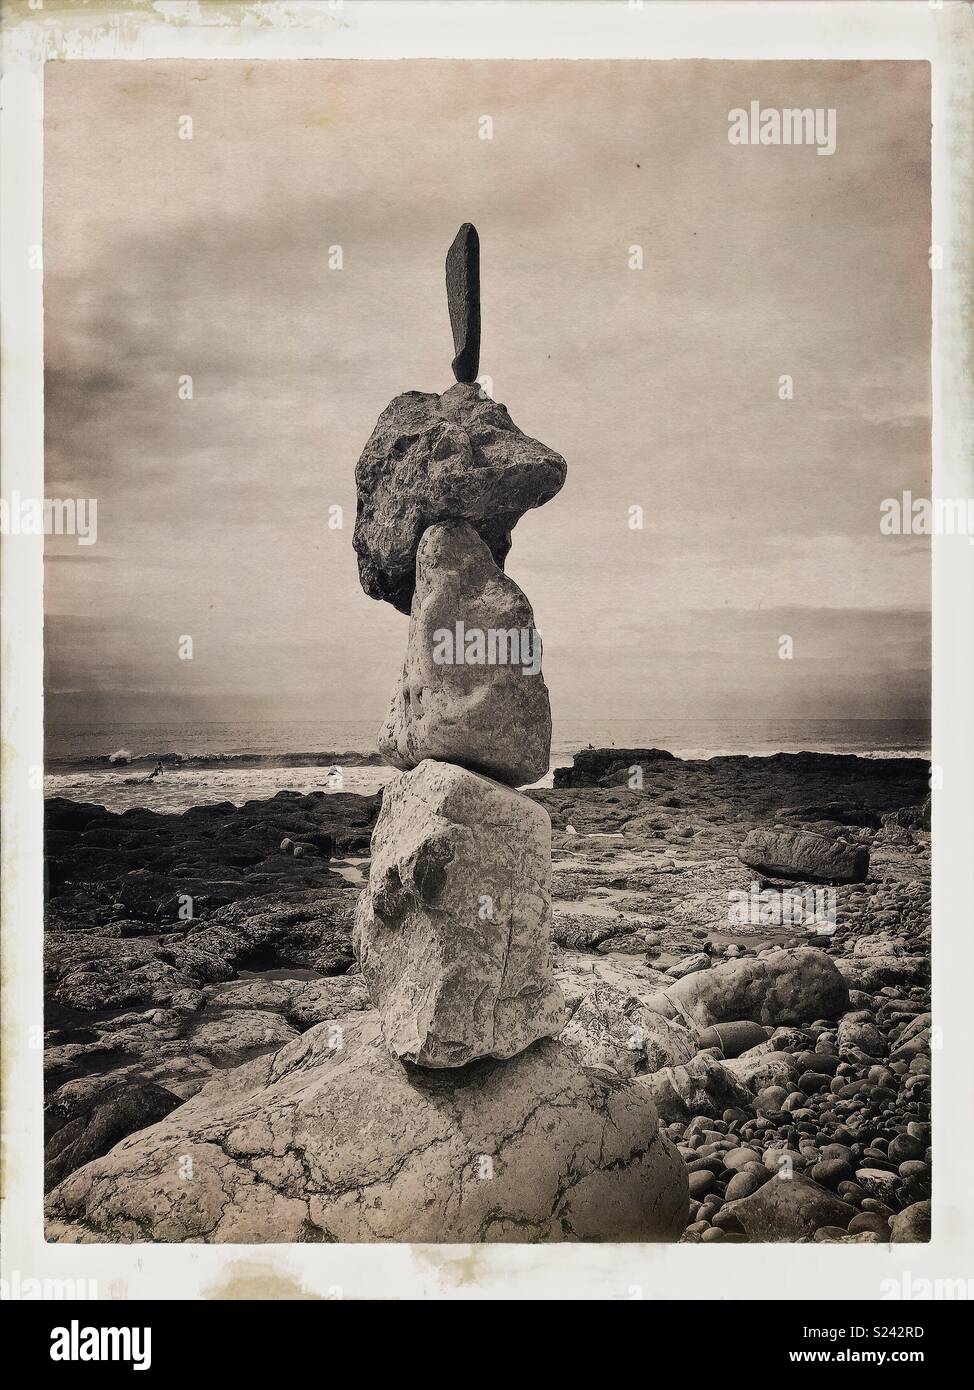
[
  {"xmin": 46, "ymin": 1012, "xmax": 689, "ymax": 1244},
  {"xmin": 664, "ymin": 948, "xmax": 849, "ymax": 1029},
  {"xmin": 354, "ymin": 760, "xmax": 565, "ymax": 1068},
  {"xmin": 353, "ymin": 383, "xmax": 567, "ymax": 613},
  {"xmin": 740, "ymin": 828, "xmax": 869, "ymax": 884},
  {"xmin": 378, "ymin": 521, "xmax": 551, "ymax": 786},
  {"xmin": 559, "ymin": 981, "xmax": 698, "ymax": 1080}
]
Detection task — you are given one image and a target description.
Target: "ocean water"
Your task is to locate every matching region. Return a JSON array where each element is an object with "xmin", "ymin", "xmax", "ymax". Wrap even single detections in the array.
[{"xmin": 44, "ymin": 717, "xmax": 930, "ymax": 814}]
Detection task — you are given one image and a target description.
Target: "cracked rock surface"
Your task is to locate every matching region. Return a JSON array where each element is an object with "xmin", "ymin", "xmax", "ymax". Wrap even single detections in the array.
[
  {"xmin": 559, "ymin": 981, "xmax": 699, "ymax": 1080},
  {"xmin": 46, "ymin": 1010, "xmax": 689, "ymax": 1244},
  {"xmin": 354, "ymin": 760, "xmax": 566, "ymax": 1068}
]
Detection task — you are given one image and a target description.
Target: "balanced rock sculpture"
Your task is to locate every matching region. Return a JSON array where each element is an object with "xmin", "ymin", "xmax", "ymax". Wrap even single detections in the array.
[
  {"xmin": 40, "ymin": 225, "xmax": 691, "ymax": 1245},
  {"xmin": 354, "ymin": 224, "xmax": 567, "ymax": 1067}
]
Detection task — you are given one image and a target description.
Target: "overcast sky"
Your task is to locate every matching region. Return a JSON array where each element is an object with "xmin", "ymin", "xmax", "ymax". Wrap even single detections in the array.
[{"xmin": 44, "ymin": 58, "xmax": 931, "ymax": 730}]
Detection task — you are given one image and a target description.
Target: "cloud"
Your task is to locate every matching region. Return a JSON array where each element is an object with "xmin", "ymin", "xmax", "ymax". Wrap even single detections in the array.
[{"xmin": 42, "ymin": 58, "xmax": 931, "ymax": 730}]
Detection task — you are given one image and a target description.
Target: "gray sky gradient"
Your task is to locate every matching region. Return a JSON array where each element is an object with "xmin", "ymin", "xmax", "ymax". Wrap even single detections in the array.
[{"xmin": 44, "ymin": 59, "xmax": 931, "ymax": 728}]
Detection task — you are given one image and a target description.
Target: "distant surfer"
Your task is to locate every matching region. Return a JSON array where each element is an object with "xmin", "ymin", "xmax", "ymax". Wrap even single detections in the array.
[{"xmin": 144, "ymin": 760, "xmax": 165, "ymax": 782}]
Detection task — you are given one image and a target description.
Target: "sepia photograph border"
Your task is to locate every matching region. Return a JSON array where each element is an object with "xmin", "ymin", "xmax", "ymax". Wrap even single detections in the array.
[{"xmin": 2, "ymin": 0, "xmax": 971, "ymax": 1301}]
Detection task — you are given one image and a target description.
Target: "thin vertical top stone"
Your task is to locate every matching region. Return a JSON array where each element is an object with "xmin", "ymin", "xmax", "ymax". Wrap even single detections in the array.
[{"xmin": 445, "ymin": 222, "xmax": 481, "ymax": 383}]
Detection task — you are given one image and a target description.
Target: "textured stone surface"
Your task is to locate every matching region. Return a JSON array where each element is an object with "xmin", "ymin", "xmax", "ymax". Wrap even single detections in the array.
[
  {"xmin": 740, "ymin": 828, "xmax": 869, "ymax": 883},
  {"xmin": 559, "ymin": 981, "xmax": 698, "ymax": 1080},
  {"xmin": 835, "ymin": 954, "xmax": 928, "ymax": 992},
  {"xmin": 378, "ymin": 521, "xmax": 551, "ymax": 786},
  {"xmin": 890, "ymin": 1200, "xmax": 931, "ymax": 1243},
  {"xmin": 354, "ymin": 760, "xmax": 565, "ymax": 1067},
  {"xmin": 724, "ymin": 1047, "xmax": 802, "ymax": 1093},
  {"xmin": 353, "ymin": 383, "xmax": 566, "ymax": 612},
  {"xmin": 722, "ymin": 1173, "xmax": 857, "ymax": 1242},
  {"xmin": 44, "ymin": 1078, "xmax": 181, "ymax": 1192},
  {"xmin": 636, "ymin": 1055, "xmax": 752, "ymax": 1123},
  {"xmin": 445, "ymin": 222, "xmax": 480, "ymax": 383},
  {"xmin": 46, "ymin": 1011, "xmax": 689, "ymax": 1244},
  {"xmin": 664, "ymin": 948, "xmax": 849, "ymax": 1029}
]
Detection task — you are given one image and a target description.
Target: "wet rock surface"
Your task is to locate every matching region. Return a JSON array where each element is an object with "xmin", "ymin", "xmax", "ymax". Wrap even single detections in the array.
[{"xmin": 43, "ymin": 791, "xmax": 378, "ymax": 1183}]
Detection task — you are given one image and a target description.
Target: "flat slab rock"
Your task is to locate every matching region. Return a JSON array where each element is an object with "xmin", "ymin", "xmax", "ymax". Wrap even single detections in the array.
[
  {"xmin": 354, "ymin": 759, "xmax": 566, "ymax": 1068},
  {"xmin": 740, "ymin": 828, "xmax": 869, "ymax": 884},
  {"xmin": 353, "ymin": 383, "xmax": 566, "ymax": 613},
  {"xmin": 378, "ymin": 521, "xmax": 551, "ymax": 786},
  {"xmin": 45, "ymin": 1011, "xmax": 689, "ymax": 1244}
]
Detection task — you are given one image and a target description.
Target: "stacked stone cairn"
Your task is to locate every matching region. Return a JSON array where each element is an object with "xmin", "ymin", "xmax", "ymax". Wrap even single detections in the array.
[
  {"xmin": 352, "ymin": 224, "xmax": 569, "ymax": 1067},
  {"xmin": 39, "ymin": 228, "xmax": 691, "ymax": 1243}
]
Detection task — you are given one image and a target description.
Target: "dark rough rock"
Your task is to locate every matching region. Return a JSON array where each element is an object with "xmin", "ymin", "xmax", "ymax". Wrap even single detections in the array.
[
  {"xmin": 185, "ymin": 888, "xmax": 358, "ymax": 978},
  {"xmin": 553, "ymin": 748, "xmax": 676, "ymax": 789},
  {"xmin": 45, "ymin": 887, "xmax": 358, "ymax": 1015},
  {"xmin": 778, "ymin": 802, "xmax": 883, "ymax": 829},
  {"xmin": 883, "ymin": 797, "xmax": 931, "ymax": 832},
  {"xmin": 740, "ymin": 828, "xmax": 869, "ymax": 884},
  {"xmin": 552, "ymin": 913, "xmax": 634, "ymax": 951},
  {"xmin": 352, "ymin": 383, "xmax": 566, "ymax": 612},
  {"xmin": 445, "ymin": 222, "xmax": 480, "ymax": 383},
  {"xmin": 46, "ymin": 1011, "xmax": 689, "ymax": 1244},
  {"xmin": 45, "ymin": 791, "xmax": 379, "ymax": 924},
  {"xmin": 44, "ymin": 1078, "xmax": 181, "ymax": 1191},
  {"xmin": 45, "ymin": 932, "xmax": 217, "ymax": 1012}
]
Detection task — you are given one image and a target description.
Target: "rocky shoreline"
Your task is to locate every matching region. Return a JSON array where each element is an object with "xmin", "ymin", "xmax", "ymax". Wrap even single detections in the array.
[{"xmin": 44, "ymin": 748, "xmax": 931, "ymax": 1243}]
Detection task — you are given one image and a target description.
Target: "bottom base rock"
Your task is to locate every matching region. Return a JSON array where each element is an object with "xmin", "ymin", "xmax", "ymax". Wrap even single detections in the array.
[{"xmin": 46, "ymin": 1010, "xmax": 689, "ymax": 1244}]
